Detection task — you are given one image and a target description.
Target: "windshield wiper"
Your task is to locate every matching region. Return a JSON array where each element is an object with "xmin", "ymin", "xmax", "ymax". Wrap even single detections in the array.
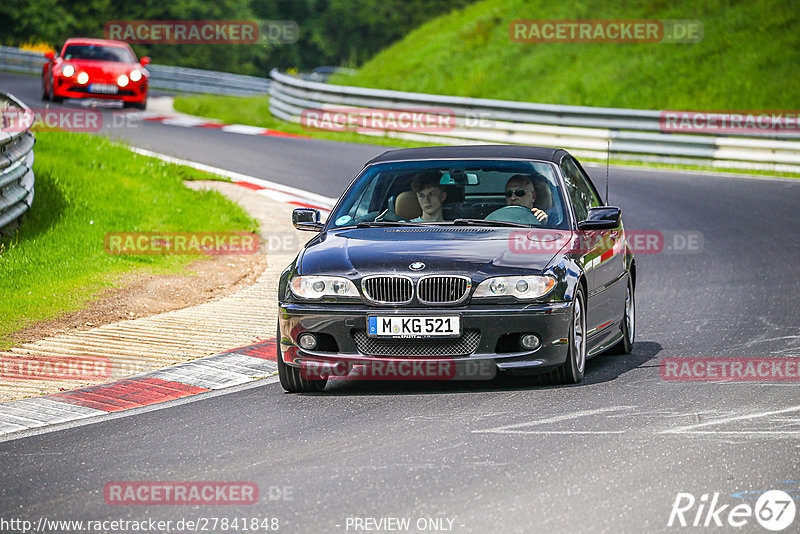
[
  {"xmin": 451, "ymin": 218, "xmax": 533, "ymax": 228},
  {"xmin": 354, "ymin": 221, "xmax": 426, "ymax": 228}
]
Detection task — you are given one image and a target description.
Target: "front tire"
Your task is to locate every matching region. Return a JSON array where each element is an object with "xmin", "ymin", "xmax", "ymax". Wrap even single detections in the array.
[
  {"xmin": 124, "ymin": 99, "xmax": 147, "ymax": 110},
  {"xmin": 553, "ymin": 286, "xmax": 587, "ymax": 384},
  {"xmin": 50, "ymin": 76, "xmax": 63, "ymax": 103},
  {"xmin": 276, "ymin": 325, "xmax": 327, "ymax": 393}
]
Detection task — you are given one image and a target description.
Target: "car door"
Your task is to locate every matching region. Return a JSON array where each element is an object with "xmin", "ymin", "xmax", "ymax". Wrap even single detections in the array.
[{"xmin": 561, "ymin": 157, "xmax": 624, "ymax": 346}]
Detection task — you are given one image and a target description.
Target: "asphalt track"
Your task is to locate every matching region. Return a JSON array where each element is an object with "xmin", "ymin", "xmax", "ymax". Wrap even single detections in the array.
[{"xmin": 1, "ymin": 72, "xmax": 799, "ymax": 533}]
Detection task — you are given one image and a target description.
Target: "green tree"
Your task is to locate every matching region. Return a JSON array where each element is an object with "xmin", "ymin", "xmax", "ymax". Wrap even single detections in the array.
[{"xmin": 1, "ymin": 0, "xmax": 476, "ymax": 75}]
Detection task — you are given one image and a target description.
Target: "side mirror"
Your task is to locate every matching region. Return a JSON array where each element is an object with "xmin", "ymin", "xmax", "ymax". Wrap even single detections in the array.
[
  {"xmin": 140, "ymin": 56, "xmax": 151, "ymax": 67},
  {"xmin": 292, "ymin": 208, "xmax": 324, "ymax": 232},
  {"xmin": 578, "ymin": 206, "xmax": 621, "ymax": 231},
  {"xmin": 45, "ymin": 51, "xmax": 55, "ymax": 61}
]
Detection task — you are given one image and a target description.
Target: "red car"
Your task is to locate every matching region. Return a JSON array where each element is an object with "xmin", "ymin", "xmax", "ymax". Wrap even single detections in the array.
[{"xmin": 42, "ymin": 38, "xmax": 150, "ymax": 109}]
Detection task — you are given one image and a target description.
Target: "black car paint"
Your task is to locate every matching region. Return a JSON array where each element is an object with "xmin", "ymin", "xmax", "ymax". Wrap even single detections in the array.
[{"xmin": 278, "ymin": 146, "xmax": 635, "ymax": 377}]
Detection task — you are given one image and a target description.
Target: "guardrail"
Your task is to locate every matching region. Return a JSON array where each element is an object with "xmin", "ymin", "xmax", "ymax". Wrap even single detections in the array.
[
  {"xmin": 0, "ymin": 46, "xmax": 270, "ymax": 96},
  {"xmin": 0, "ymin": 93, "xmax": 35, "ymax": 234},
  {"xmin": 269, "ymin": 69, "xmax": 800, "ymax": 174},
  {"xmin": 3, "ymin": 44, "xmax": 797, "ymax": 173}
]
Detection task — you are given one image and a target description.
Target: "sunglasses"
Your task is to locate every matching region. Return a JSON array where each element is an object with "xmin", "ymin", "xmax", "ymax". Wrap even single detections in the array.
[{"xmin": 505, "ymin": 189, "xmax": 532, "ymax": 197}]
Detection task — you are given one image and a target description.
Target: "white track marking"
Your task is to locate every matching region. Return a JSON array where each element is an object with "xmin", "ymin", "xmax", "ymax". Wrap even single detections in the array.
[
  {"xmin": 221, "ymin": 124, "xmax": 272, "ymax": 135},
  {"xmin": 668, "ymin": 431, "xmax": 800, "ymax": 435},
  {"xmin": 472, "ymin": 406, "xmax": 634, "ymax": 434},
  {"xmin": 661, "ymin": 405, "xmax": 800, "ymax": 434},
  {"xmin": 488, "ymin": 431, "xmax": 626, "ymax": 435},
  {"xmin": 160, "ymin": 117, "xmax": 208, "ymax": 127},
  {"xmin": 127, "ymin": 146, "xmax": 337, "ymax": 208}
]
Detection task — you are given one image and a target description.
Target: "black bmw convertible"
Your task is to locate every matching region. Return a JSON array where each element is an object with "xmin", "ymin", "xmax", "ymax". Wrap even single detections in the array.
[{"xmin": 277, "ymin": 145, "xmax": 636, "ymax": 392}]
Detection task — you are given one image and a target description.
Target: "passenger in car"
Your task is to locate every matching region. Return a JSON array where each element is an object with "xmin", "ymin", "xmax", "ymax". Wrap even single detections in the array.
[
  {"xmin": 505, "ymin": 174, "xmax": 548, "ymax": 222},
  {"xmin": 410, "ymin": 173, "xmax": 448, "ymax": 222}
]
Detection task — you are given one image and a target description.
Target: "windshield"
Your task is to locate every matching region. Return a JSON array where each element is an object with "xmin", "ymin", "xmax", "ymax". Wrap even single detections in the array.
[
  {"xmin": 62, "ymin": 44, "xmax": 136, "ymax": 63},
  {"xmin": 328, "ymin": 159, "xmax": 570, "ymax": 229}
]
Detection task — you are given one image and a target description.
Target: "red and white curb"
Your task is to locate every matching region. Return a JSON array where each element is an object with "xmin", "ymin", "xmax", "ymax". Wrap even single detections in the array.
[
  {"xmin": 0, "ymin": 144, "xmax": 336, "ymax": 439},
  {"xmin": 0, "ymin": 340, "xmax": 277, "ymax": 437},
  {"xmin": 128, "ymin": 146, "xmax": 337, "ymax": 214},
  {"xmin": 141, "ymin": 114, "xmax": 311, "ymax": 140},
  {"xmin": 0, "ymin": 105, "xmax": 340, "ymax": 438}
]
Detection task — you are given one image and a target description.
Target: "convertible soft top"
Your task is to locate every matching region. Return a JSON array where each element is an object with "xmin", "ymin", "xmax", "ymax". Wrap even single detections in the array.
[{"xmin": 366, "ymin": 145, "xmax": 570, "ymax": 165}]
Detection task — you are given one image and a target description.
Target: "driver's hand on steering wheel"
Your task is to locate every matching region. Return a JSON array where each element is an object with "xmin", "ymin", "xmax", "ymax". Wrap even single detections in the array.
[{"xmin": 531, "ymin": 208, "xmax": 548, "ymax": 222}]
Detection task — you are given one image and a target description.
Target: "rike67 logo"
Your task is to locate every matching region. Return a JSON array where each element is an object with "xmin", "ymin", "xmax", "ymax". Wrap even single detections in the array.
[{"xmin": 668, "ymin": 490, "xmax": 796, "ymax": 531}]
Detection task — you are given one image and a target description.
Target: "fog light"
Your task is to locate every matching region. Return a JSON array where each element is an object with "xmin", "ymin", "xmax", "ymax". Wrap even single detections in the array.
[
  {"xmin": 489, "ymin": 279, "xmax": 507, "ymax": 294},
  {"xmin": 298, "ymin": 333, "xmax": 317, "ymax": 350},
  {"xmin": 520, "ymin": 334, "xmax": 541, "ymax": 350},
  {"xmin": 76, "ymin": 72, "xmax": 89, "ymax": 84}
]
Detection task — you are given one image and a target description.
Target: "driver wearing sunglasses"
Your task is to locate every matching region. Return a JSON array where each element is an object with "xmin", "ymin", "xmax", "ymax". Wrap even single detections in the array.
[{"xmin": 505, "ymin": 174, "xmax": 548, "ymax": 223}]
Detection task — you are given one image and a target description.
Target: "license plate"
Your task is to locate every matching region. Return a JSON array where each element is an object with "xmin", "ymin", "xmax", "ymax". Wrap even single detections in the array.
[
  {"xmin": 89, "ymin": 83, "xmax": 118, "ymax": 94},
  {"xmin": 368, "ymin": 316, "xmax": 460, "ymax": 338}
]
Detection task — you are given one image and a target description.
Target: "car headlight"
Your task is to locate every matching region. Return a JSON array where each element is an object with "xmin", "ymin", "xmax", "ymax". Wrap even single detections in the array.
[
  {"xmin": 290, "ymin": 276, "xmax": 359, "ymax": 300},
  {"xmin": 129, "ymin": 69, "xmax": 142, "ymax": 82},
  {"xmin": 76, "ymin": 72, "xmax": 89, "ymax": 84},
  {"xmin": 473, "ymin": 275, "xmax": 556, "ymax": 300},
  {"xmin": 117, "ymin": 74, "xmax": 129, "ymax": 87},
  {"xmin": 62, "ymin": 64, "xmax": 75, "ymax": 77}
]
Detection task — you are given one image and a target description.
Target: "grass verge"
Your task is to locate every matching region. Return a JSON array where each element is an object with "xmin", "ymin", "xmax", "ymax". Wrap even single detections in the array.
[{"xmin": 0, "ymin": 131, "xmax": 258, "ymax": 349}]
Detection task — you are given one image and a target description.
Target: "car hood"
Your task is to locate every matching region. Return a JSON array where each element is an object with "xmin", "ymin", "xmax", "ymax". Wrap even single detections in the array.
[
  {"xmin": 299, "ymin": 227, "xmax": 572, "ymax": 277},
  {"xmin": 61, "ymin": 60, "xmax": 140, "ymax": 78}
]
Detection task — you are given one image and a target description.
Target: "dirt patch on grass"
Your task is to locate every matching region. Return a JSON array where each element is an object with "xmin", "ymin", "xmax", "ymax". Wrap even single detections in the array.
[{"xmin": 8, "ymin": 241, "xmax": 267, "ymax": 346}]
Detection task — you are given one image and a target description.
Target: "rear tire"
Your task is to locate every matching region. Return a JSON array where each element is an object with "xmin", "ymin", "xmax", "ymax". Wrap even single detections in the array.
[
  {"xmin": 276, "ymin": 325, "xmax": 327, "ymax": 393},
  {"xmin": 608, "ymin": 275, "xmax": 635, "ymax": 355}
]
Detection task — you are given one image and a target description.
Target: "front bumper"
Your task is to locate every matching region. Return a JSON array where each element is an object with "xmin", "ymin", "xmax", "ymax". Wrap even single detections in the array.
[
  {"xmin": 53, "ymin": 78, "xmax": 147, "ymax": 102},
  {"xmin": 278, "ymin": 301, "xmax": 572, "ymax": 376}
]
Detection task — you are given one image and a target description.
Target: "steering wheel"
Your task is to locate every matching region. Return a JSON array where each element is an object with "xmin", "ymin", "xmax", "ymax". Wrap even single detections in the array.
[{"xmin": 485, "ymin": 205, "xmax": 543, "ymax": 226}]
